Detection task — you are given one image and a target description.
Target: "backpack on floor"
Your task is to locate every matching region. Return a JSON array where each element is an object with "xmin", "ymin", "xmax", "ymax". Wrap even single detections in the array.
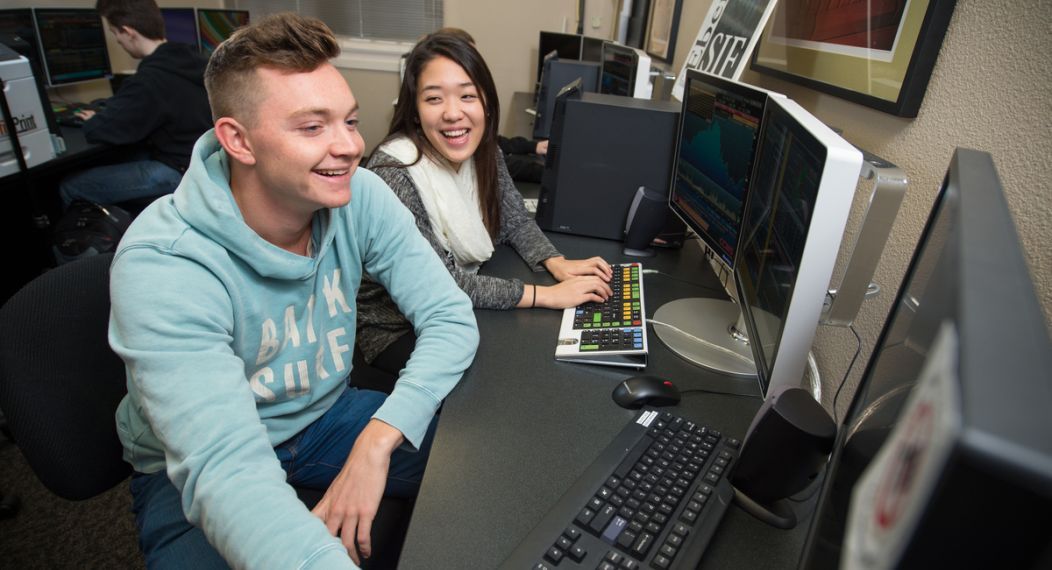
[{"xmin": 51, "ymin": 200, "xmax": 132, "ymax": 265}]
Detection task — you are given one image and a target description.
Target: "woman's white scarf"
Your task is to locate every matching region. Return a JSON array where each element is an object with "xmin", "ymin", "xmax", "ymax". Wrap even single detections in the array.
[{"xmin": 379, "ymin": 136, "xmax": 494, "ymax": 271}]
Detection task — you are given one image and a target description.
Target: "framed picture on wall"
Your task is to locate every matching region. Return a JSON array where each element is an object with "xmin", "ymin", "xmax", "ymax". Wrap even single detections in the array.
[
  {"xmin": 750, "ymin": 0, "xmax": 957, "ymax": 117},
  {"xmin": 643, "ymin": 0, "xmax": 683, "ymax": 63}
]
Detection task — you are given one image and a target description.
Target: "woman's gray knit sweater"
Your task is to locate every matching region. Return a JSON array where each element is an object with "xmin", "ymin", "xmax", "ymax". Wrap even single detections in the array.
[{"xmin": 355, "ymin": 150, "xmax": 560, "ymax": 363}]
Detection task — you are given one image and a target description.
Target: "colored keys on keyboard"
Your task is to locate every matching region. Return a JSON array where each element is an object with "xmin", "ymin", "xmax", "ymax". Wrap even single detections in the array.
[{"xmin": 554, "ymin": 263, "xmax": 648, "ymax": 368}]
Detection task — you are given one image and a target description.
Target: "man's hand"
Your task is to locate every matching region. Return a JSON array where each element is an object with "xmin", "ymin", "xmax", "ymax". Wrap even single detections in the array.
[
  {"xmin": 535, "ymin": 139, "xmax": 549, "ymax": 156},
  {"xmin": 544, "ymin": 256, "xmax": 613, "ymax": 283},
  {"xmin": 74, "ymin": 109, "xmax": 97, "ymax": 121},
  {"xmin": 311, "ymin": 419, "xmax": 404, "ymax": 565}
]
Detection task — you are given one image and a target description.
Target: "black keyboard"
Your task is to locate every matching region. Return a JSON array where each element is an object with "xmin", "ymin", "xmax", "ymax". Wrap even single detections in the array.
[
  {"xmin": 51, "ymin": 101, "xmax": 105, "ymax": 128},
  {"xmin": 500, "ymin": 409, "xmax": 740, "ymax": 570}
]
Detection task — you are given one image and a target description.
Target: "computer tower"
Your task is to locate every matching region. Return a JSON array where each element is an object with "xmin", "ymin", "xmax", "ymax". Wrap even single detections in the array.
[
  {"xmin": 536, "ymin": 92, "xmax": 684, "ymax": 245},
  {"xmin": 532, "ymin": 59, "xmax": 600, "ymax": 140}
]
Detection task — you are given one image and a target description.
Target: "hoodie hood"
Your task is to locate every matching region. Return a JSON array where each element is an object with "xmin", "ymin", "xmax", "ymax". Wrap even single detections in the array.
[
  {"xmin": 173, "ymin": 129, "xmax": 338, "ymax": 280},
  {"xmin": 139, "ymin": 41, "xmax": 208, "ymax": 86}
]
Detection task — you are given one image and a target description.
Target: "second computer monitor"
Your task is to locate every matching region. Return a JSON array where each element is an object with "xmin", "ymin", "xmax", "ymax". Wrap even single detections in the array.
[
  {"xmin": 32, "ymin": 8, "xmax": 111, "ymax": 86},
  {"xmin": 734, "ymin": 96, "xmax": 862, "ymax": 397},
  {"xmin": 197, "ymin": 9, "xmax": 249, "ymax": 56},
  {"xmin": 161, "ymin": 8, "xmax": 198, "ymax": 47},
  {"xmin": 536, "ymin": 31, "xmax": 582, "ymax": 83}
]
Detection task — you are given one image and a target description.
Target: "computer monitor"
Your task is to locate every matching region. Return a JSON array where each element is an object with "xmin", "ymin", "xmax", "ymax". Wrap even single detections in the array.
[
  {"xmin": 197, "ymin": 9, "xmax": 249, "ymax": 56},
  {"xmin": 652, "ymin": 70, "xmax": 772, "ymax": 377},
  {"xmin": 536, "ymin": 31, "xmax": 582, "ymax": 84},
  {"xmin": 532, "ymin": 55, "xmax": 599, "ymax": 140},
  {"xmin": 32, "ymin": 8, "xmax": 111, "ymax": 87},
  {"xmin": 0, "ymin": 9, "xmax": 36, "ymax": 54},
  {"xmin": 600, "ymin": 42, "xmax": 652, "ymax": 99},
  {"xmin": 160, "ymin": 8, "xmax": 197, "ymax": 47},
  {"xmin": 734, "ymin": 96, "xmax": 862, "ymax": 397},
  {"xmin": 799, "ymin": 148, "xmax": 1052, "ymax": 569}
]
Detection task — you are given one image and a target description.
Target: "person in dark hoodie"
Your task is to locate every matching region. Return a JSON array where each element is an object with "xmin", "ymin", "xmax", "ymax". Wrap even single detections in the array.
[{"xmin": 58, "ymin": 0, "xmax": 212, "ymax": 208}]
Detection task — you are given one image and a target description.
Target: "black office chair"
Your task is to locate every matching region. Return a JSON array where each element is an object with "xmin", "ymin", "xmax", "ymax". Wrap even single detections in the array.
[{"xmin": 0, "ymin": 253, "xmax": 411, "ymax": 568}]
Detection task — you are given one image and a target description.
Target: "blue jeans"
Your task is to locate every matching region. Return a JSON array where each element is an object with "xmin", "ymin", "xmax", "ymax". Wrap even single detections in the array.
[
  {"xmin": 129, "ymin": 387, "xmax": 437, "ymax": 569},
  {"xmin": 59, "ymin": 159, "xmax": 183, "ymax": 207}
]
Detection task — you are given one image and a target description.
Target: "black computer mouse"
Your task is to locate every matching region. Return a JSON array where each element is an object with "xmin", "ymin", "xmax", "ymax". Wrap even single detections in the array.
[{"xmin": 612, "ymin": 375, "xmax": 681, "ymax": 409}]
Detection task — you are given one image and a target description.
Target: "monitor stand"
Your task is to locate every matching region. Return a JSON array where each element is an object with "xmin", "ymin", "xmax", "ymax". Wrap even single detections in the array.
[{"xmin": 652, "ymin": 298, "xmax": 757, "ymax": 377}]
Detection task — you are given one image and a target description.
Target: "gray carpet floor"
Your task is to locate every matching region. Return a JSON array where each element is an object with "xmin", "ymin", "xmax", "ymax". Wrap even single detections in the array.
[{"xmin": 0, "ymin": 434, "xmax": 144, "ymax": 568}]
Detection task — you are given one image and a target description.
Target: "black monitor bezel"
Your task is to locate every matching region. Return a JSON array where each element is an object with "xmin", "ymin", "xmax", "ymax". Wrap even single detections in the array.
[
  {"xmin": 159, "ymin": 7, "xmax": 198, "ymax": 48},
  {"xmin": 667, "ymin": 69, "xmax": 770, "ymax": 271},
  {"xmin": 31, "ymin": 7, "xmax": 112, "ymax": 87},
  {"xmin": 536, "ymin": 31, "xmax": 582, "ymax": 84}
]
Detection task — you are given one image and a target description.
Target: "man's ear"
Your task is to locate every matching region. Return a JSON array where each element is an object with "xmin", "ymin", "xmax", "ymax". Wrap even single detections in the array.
[
  {"xmin": 215, "ymin": 117, "xmax": 257, "ymax": 166},
  {"xmin": 117, "ymin": 25, "xmax": 139, "ymax": 40}
]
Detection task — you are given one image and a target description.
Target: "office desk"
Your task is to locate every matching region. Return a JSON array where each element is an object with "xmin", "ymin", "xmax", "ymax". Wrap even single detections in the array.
[{"xmin": 399, "ymin": 233, "xmax": 814, "ymax": 569}]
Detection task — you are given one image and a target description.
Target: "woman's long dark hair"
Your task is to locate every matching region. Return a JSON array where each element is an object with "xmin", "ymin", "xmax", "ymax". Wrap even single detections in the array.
[{"xmin": 379, "ymin": 32, "xmax": 502, "ymax": 237}]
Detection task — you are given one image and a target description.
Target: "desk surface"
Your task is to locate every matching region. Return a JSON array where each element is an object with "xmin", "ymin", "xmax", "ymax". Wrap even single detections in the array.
[{"xmin": 398, "ymin": 233, "xmax": 814, "ymax": 569}]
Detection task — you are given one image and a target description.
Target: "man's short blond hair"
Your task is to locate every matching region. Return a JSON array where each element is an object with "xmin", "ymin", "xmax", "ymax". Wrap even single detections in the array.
[{"xmin": 204, "ymin": 13, "xmax": 340, "ymax": 124}]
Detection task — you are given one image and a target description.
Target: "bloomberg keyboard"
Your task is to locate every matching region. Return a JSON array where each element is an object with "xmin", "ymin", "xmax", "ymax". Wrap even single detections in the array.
[
  {"xmin": 554, "ymin": 262, "xmax": 648, "ymax": 369},
  {"xmin": 500, "ymin": 409, "xmax": 740, "ymax": 570}
]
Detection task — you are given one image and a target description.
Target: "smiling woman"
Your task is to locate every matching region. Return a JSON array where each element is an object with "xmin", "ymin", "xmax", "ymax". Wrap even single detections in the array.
[{"xmin": 355, "ymin": 30, "xmax": 617, "ymax": 374}]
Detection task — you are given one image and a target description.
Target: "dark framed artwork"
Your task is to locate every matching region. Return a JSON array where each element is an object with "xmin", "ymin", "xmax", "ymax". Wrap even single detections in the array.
[
  {"xmin": 643, "ymin": 0, "xmax": 683, "ymax": 63},
  {"xmin": 750, "ymin": 0, "xmax": 956, "ymax": 117}
]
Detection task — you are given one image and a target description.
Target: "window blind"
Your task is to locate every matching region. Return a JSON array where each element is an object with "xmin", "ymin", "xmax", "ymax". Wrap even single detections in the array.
[{"xmin": 232, "ymin": 0, "xmax": 443, "ymax": 42}]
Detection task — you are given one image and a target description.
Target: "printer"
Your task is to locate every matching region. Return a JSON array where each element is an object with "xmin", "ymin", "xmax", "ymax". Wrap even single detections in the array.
[{"xmin": 0, "ymin": 43, "xmax": 56, "ymax": 178}]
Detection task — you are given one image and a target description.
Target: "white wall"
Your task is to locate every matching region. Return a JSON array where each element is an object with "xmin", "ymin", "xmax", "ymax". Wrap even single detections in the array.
[{"xmin": 444, "ymin": 0, "xmax": 580, "ymax": 137}]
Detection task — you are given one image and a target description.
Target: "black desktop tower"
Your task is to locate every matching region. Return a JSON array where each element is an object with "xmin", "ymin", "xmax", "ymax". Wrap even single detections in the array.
[
  {"xmin": 536, "ymin": 92, "xmax": 685, "ymax": 245},
  {"xmin": 532, "ymin": 59, "xmax": 600, "ymax": 139}
]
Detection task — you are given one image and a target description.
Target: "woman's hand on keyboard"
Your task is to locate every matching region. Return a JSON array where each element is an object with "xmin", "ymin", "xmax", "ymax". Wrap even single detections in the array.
[
  {"xmin": 543, "ymin": 256, "xmax": 613, "ymax": 282},
  {"xmin": 533, "ymin": 276, "xmax": 613, "ymax": 309}
]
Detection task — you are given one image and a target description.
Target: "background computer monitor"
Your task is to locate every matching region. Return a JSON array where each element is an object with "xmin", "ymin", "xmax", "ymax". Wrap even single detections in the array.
[
  {"xmin": 197, "ymin": 9, "xmax": 249, "ymax": 56},
  {"xmin": 600, "ymin": 42, "xmax": 651, "ymax": 99},
  {"xmin": 536, "ymin": 31, "xmax": 582, "ymax": 84},
  {"xmin": 32, "ymin": 8, "xmax": 111, "ymax": 87},
  {"xmin": 653, "ymin": 70, "xmax": 770, "ymax": 377},
  {"xmin": 799, "ymin": 148, "xmax": 1052, "ymax": 569},
  {"xmin": 0, "ymin": 9, "xmax": 37, "ymax": 57},
  {"xmin": 532, "ymin": 55, "xmax": 599, "ymax": 140},
  {"xmin": 734, "ymin": 96, "xmax": 862, "ymax": 397},
  {"xmin": 160, "ymin": 8, "xmax": 197, "ymax": 47}
]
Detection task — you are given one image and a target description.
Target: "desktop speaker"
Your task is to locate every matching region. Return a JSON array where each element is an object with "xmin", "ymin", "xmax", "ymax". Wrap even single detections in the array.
[
  {"xmin": 623, "ymin": 186, "xmax": 669, "ymax": 257},
  {"xmin": 731, "ymin": 387, "xmax": 836, "ymax": 505}
]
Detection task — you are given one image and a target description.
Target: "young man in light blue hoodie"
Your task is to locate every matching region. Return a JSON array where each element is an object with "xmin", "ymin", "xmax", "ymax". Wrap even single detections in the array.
[{"xmin": 108, "ymin": 14, "xmax": 479, "ymax": 569}]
